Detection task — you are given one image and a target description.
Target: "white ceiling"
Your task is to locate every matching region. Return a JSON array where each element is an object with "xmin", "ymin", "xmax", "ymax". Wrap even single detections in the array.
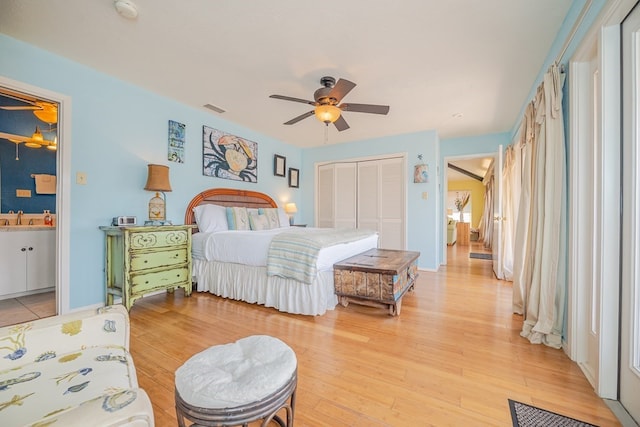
[{"xmin": 0, "ymin": 0, "xmax": 573, "ymax": 148}]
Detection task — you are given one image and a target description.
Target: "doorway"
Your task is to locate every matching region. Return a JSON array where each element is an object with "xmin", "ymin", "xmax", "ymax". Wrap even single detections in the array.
[
  {"xmin": 443, "ymin": 154, "xmax": 493, "ymax": 266},
  {"xmin": 0, "ymin": 75, "xmax": 71, "ymax": 316}
]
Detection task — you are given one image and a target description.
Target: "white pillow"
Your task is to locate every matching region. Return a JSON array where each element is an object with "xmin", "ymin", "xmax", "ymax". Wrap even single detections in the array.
[
  {"xmin": 193, "ymin": 204, "xmax": 228, "ymax": 233},
  {"xmin": 249, "ymin": 213, "xmax": 271, "ymax": 231}
]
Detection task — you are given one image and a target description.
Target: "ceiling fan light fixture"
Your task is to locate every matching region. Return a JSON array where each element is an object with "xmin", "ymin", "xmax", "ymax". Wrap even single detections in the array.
[
  {"xmin": 314, "ymin": 104, "xmax": 341, "ymax": 123},
  {"xmin": 25, "ymin": 126, "xmax": 44, "ymax": 148}
]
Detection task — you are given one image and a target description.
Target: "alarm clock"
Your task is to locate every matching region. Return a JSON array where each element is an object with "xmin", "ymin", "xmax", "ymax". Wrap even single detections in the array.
[{"xmin": 112, "ymin": 216, "xmax": 137, "ymax": 226}]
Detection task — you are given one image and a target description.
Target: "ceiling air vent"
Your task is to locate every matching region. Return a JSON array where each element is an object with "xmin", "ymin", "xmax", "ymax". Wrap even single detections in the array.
[{"xmin": 203, "ymin": 103, "xmax": 226, "ymax": 114}]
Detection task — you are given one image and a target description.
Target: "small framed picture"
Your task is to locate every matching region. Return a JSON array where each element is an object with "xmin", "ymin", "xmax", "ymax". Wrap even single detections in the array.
[
  {"xmin": 288, "ymin": 168, "xmax": 299, "ymax": 188},
  {"xmin": 274, "ymin": 154, "xmax": 286, "ymax": 177}
]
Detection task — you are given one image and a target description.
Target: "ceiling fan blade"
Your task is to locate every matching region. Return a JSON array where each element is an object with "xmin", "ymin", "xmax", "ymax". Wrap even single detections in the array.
[
  {"xmin": 270, "ymin": 94, "xmax": 317, "ymax": 106},
  {"xmin": 0, "ymin": 131, "xmax": 30, "ymax": 142},
  {"xmin": 0, "ymin": 131, "xmax": 55, "ymax": 145},
  {"xmin": 333, "ymin": 115, "xmax": 350, "ymax": 132},
  {"xmin": 339, "ymin": 103, "xmax": 390, "ymax": 115},
  {"xmin": 0, "ymin": 106, "xmax": 41, "ymax": 111},
  {"xmin": 328, "ymin": 79, "xmax": 356, "ymax": 103},
  {"xmin": 284, "ymin": 110, "xmax": 315, "ymax": 125}
]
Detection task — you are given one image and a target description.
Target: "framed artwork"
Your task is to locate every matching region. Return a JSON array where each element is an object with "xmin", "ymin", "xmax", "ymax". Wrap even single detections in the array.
[
  {"xmin": 414, "ymin": 163, "xmax": 428, "ymax": 183},
  {"xmin": 274, "ymin": 154, "xmax": 286, "ymax": 177},
  {"xmin": 202, "ymin": 125, "xmax": 258, "ymax": 182},
  {"xmin": 168, "ymin": 120, "xmax": 185, "ymax": 163},
  {"xmin": 288, "ymin": 167, "xmax": 299, "ymax": 188}
]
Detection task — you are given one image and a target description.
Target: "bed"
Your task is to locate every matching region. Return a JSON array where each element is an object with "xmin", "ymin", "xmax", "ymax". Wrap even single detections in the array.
[{"xmin": 184, "ymin": 188, "xmax": 379, "ymax": 315}]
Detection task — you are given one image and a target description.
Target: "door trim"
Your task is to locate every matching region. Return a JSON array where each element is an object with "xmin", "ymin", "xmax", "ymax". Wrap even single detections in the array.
[{"xmin": 0, "ymin": 75, "xmax": 71, "ymax": 314}]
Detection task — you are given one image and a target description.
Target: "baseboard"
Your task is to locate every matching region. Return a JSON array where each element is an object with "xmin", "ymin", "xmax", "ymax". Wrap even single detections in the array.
[{"xmin": 604, "ymin": 399, "xmax": 639, "ymax": 427}]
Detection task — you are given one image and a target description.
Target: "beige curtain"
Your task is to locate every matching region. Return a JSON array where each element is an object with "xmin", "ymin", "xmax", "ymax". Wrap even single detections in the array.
[
  {"xmin": 500, "ymin": 145, "xmax": 520, "ymax": 281},
  {"xmin": 512, "ymin": 64, "xmax": 566, "ymax": 348},
  {"xmin": 482, "ymin": 175, "xmax": 494, "ymax": 249}
]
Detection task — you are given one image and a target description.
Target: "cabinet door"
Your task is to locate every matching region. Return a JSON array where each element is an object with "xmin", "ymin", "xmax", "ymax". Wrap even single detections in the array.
[
  {"xmin": 0, "ymin": 233, "xmax": 27, "ymax": 296},
  {"xmin": 26, "ymin": 230, "xmax": 56, "ymax": 291}
]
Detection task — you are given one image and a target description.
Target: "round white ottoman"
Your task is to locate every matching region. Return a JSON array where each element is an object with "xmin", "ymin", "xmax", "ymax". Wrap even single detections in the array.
[{"xmin": 174, "ymin": 335, "xmax": 297, "ymax": 427}]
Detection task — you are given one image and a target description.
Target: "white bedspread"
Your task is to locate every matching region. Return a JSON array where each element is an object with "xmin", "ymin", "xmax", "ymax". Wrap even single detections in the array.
[
  {"xmin": 192, "ymin": 227, "xmax": 378, "ymax": 272},
  {"xmin": 191, "ymin": 227, "xmax": 379, "ymax": 315}
]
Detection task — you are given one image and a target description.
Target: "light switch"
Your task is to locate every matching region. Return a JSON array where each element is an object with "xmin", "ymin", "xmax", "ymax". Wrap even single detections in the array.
[
  {"xmin": 422, "ymin": 192, "xmax": 428, "ymax": 200},
  {"xmin": 76, "ymin": 172, "xmax": 87, "ymax": 185}
]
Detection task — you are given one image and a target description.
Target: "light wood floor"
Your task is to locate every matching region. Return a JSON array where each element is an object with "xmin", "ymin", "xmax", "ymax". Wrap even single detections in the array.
[{"xmin": 127, "ymin": 242, "xmax": 621, "ymax": 427}]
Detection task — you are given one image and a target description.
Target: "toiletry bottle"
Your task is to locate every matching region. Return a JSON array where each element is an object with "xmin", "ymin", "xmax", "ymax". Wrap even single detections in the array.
[{"xmin": 44, "ymin": 210, "xmax": 52, "ymax": 226}]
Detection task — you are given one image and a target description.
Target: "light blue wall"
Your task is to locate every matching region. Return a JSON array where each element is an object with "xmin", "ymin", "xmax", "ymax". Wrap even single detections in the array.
[
  {"xmin": 302, "ymin": 130, "xmax": 440, "ymax": 270},
  {"xmin": 0, "ymin": 34, "xmax": 302, "ymax": 309}
]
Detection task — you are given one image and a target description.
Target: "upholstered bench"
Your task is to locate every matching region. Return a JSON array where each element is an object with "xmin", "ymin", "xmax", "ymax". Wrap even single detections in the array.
[{"xmin": 174, "ymin": 335, "xmax": 297, "ymax": 427}]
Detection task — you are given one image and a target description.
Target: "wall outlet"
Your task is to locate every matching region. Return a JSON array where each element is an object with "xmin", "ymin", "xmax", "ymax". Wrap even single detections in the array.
[
  {"xmin": 16, "ymin": 189, "xmax": 32, "ymax": 197},
  {"xmin": 76, "ymin": 172, "xmax": 87, "ymax": 185}
]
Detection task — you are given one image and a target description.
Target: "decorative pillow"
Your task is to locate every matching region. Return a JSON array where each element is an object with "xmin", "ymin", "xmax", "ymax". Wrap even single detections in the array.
[
  {"xmin": 226, "ymin": 207, "xmax": 250, "ymax": 230},
  {"xmin": 249, "ymin": 213, "xmax": 271, "ymax": 231},
  {"xmin": 193, "ymin": 204, "xmax": 229, "ymax": 233},
  {"xmin": 259, "ymin": 208, "xmax": 290, "ymax": 228}
]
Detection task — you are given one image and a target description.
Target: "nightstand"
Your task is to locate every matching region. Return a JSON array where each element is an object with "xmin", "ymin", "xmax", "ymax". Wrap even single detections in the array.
[{"xmin": 100, "ymin": 225, "xmax": 193, "ymax": 310}]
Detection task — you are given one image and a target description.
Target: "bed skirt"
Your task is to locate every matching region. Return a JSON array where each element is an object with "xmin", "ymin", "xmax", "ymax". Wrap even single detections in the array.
[{"xmin": 192, "ymin": 259, "xmax": 338, "ymax": 316}]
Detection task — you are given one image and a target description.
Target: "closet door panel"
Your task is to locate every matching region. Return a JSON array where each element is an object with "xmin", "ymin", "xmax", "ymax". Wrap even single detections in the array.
[
  {"xmin": 317, "ymin": 164, "xmax": 335, "ymax": 228},
  {"xmin": 357, "ymin": 162, "xmax": 380, "ymax": 232},
  {"xmin": 335, "ymin": 163, "xmax": 357, "ymax": 228},
  {"xmin": 380, "ymin": 222, "xmax": 404, "ymax": 250},
  {"xmin": 379, "ymin": 158, "xmax": 405, "ymax": 249}
]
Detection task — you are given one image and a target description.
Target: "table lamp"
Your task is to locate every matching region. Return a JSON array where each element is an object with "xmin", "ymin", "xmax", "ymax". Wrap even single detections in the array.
[
  {"xmin": 144, "ymin": 164, "xmax": 172, "ymax": 223},
  {"xmin": 284, "ymin": 203, "xmax": 297, "ymax": 226}
]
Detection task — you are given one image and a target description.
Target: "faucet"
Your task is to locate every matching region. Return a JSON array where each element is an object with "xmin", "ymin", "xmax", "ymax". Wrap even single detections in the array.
[{"xmin": 16, "ymin": 210, "xmax": 23, "ymax": 226}]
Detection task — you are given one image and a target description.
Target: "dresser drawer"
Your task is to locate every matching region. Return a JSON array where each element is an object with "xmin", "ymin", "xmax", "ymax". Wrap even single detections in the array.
[
  {"xmin": 128, "ymin": 229, "xmax": 189, "ymax": 250},
  {"xmin": 130, "ymin": 248, "xmax": 188, "ymax": 272},
  {"xmin": 131, "ymin": 266, "xmax": 190, "ymax": 294}
]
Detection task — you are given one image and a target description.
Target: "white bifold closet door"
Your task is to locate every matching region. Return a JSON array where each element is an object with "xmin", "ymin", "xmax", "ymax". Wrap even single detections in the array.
[{"xmin": 317, "ymin": 156, "xmax": 405, "ymax": 250}]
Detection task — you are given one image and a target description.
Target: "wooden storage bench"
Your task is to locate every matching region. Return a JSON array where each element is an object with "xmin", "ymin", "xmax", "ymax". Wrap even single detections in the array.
[{"xmin": 333, "ymin": 248, "xmax": 420, "ymax": 316}]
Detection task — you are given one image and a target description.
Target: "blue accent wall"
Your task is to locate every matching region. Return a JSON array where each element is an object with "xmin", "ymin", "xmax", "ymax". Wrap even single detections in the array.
[{"xmin": 0, "ymin": 104, "xmax": 57, "ymax": 213}]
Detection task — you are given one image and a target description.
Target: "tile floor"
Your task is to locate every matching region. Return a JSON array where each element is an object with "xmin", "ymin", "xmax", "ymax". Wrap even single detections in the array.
[{"xmin": 0, "ymin": 291, "xmax": 56, "ymax": 327}]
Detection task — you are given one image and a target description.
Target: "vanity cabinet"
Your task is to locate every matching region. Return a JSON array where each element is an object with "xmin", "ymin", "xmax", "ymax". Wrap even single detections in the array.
[
  {"xmin": 0, "ymin": 229, "xmax": 56, "ymax": 298},
  {"xmin": 100, "ymin": 225, "xmax": 193, "ymax": 311}
]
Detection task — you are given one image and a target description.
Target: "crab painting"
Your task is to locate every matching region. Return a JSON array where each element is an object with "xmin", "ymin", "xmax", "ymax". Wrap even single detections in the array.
[{"xmin": 202, "ymin": 126, "xmax": 257, "ymax": 182}]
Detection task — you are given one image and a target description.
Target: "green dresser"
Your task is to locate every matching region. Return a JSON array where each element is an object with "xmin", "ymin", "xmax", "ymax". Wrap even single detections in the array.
[{"xmin": 100, "ymin": 225, "xmax": 193, "ymax": 310}]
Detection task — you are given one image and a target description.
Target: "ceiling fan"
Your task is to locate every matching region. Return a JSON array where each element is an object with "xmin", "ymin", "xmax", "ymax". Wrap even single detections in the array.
[
  {"xmin": 0, "ymin": 93, "xmax": 58, "ymax": 125},
  {"xmin": 0, "ymin": 128, "xmax": 57, "ymax": 159},
  {"xmin": 270, "ymin": 76, "xmax": 390, "ymax": 131}
]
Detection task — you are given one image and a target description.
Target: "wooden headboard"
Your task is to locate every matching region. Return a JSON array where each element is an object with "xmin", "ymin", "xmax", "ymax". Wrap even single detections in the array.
[{"xmin": 184, "ymin": 188, "xmax": 278, "ymax": 231}]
